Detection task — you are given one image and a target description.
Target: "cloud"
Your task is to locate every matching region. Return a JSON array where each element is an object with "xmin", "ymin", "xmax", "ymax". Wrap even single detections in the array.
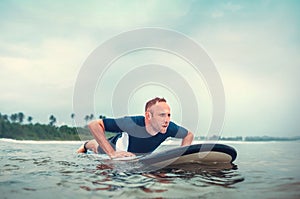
[
  {"xmin": 211, "ymin": 11, "xmax": 224, "ymax": 18},
  {"xmin": 211, "ymin": 2, "xmax": 243, "ymax": 18},
  {"xmin": 223, "ymin": 2, "xmax": 243, "ymax": 12}
]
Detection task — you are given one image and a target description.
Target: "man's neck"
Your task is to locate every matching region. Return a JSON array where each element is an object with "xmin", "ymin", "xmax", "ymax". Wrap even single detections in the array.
[{"xmin": 145, "ymin": 120, "xmax": 159, "ymax": 136}]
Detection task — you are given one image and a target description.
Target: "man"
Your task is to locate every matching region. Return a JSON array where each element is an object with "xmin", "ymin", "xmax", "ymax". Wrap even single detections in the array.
[{"xmin": 77, "ymin": 97, "xmax": 194, "ymax": 159}]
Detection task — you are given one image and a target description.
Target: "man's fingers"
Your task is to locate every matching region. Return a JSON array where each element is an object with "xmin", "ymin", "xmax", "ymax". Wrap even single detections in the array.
[
  {"xmin": 123, "ymin": 152, "xmax": 135, "ymax": 157},
  {"xmin": 110, "ymin": 151, "xmax": 136, "ymax": 159}
]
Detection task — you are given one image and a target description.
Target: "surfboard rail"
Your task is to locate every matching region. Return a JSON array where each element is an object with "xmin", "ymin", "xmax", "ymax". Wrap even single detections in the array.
[{"xmin": 138, "ymin": 143, "xmax": 237, "ymax": 167}]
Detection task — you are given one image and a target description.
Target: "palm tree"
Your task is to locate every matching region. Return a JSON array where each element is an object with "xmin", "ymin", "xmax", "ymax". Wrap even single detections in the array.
[
  {"xmin": 17, "ymin": 112, "xmax": 25, "ymax": 123},
  {"xmin": 89, "ymin": 114, "xmax": 94, "ymax": 121},
  {"xmin": 70, "ymin": 113, "xmax": 75, "ymax": 127},
  {"xmin": 99, "ymin": 115, "xmax": 106, "ymax": 119},
  {"xmin": 27, "ymin": 116, "xmax": 33, "ymax": 124},
  {"xmin": 49, "ymin": 115, "xmax": 57, "ymax": 126},
  {"xmin": 10, "ymin": 113, "xmax": 18, "ymax": 123},
  {"xmin": 84, "ymin": 115, "xmax": 90, "ymax": 124},
  {"xmin": 3, "ymin": 114, "xmax": 8, "ymax": 121}
]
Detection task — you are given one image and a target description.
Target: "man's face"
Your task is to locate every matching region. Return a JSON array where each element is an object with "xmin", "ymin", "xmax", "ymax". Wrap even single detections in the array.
[{"xmin": 148, "ymin": 102, "xmax": 171, "ymax": 133}]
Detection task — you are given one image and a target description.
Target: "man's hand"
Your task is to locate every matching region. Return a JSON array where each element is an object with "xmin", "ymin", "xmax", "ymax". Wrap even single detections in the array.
[
  {"xmin": 181, "ymin": 131, "xmax": 194, "ymax": 146},
  {"xmin": 109, "ymin": 151, "xmax": 136, "ymax": 159}
]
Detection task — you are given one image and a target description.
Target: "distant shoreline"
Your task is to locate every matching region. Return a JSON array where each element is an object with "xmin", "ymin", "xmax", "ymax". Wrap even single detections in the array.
[
  {"xmin": 196, "ymin": 135, "xmax": 300, "ymax": 142},
  {"xmin": 0, "ymin": 138, "xmax": 82, "ymax": 144},
  {"xmin": 1, "ymin": 113, "xmax": 299, "ymax": 142},
  {"xmin": 1, "ymin": 136, "xmax": 299, "ymax": 143}
]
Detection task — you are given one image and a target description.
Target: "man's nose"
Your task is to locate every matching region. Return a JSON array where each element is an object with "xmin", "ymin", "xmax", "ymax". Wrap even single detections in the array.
[{"xmin": 165, "ymin": 117, "xmax": 170, "ymax": 122}]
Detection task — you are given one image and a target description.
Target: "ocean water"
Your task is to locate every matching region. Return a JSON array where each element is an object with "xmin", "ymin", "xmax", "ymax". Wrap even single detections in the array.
[{"xmin": 0, "ymin": 139, "xmax": 299, "ymax": 199}]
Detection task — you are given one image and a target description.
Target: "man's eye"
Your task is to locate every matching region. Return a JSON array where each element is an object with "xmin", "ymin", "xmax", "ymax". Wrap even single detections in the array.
[{"xmin": 159, "ymin": 113, "xmax": 170, "ymax": 117}]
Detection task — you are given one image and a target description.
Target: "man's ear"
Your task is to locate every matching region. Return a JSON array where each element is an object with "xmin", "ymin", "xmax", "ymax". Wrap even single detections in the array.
[{"xmin": 145, "ymin": 111, "xmax": 151, "ymax": 119}]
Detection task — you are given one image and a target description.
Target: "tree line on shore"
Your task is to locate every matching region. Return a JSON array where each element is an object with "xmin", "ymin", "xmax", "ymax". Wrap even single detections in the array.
[
  {"xmin": 1, "ymin": 112, "xmax": 299, "ymax": 141},
  {"xmin": 0, "ymin": 112, "xmax": 107, "ymax": 140},
  {"xmin": 0, "ymin": 112, "xmax": 106, "ymax": 126}
]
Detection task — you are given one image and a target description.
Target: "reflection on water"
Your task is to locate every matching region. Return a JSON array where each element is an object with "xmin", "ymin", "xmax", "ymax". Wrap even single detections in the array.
[{"xmin": 76, "ymin": 158, "xmax": 244, "ymax": 193}]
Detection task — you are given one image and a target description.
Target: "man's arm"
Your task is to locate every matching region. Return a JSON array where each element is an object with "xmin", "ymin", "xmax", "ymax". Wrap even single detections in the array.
[
  {"xmin": 88, "ymin": 119, "xmax": 135, "ymax": 159},
  {"xmin": 181, "ymin": 131, "xmax": 194, "ymax": 146}
]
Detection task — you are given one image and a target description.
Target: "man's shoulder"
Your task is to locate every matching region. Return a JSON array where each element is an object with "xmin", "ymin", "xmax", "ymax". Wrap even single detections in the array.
[
  {"xmin": 103, "ymin": 115, "xmax": 144, "ymax": 121},
  {"xmin": 102, "ymin": 115, "xmax": 145, "ymax": 131},
  {"xmin": 167, "ymin": 121, "xmax": 188, "ymax": 138},
  {"xmin": 124, "ymin": 115, "xmax": 145, "ymax": 125}
]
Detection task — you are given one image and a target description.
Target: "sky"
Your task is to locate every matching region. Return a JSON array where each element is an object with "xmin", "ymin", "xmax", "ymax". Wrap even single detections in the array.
[{"xmin": 0, "ymin": 0, "xmax": 299, "ymax": 138}]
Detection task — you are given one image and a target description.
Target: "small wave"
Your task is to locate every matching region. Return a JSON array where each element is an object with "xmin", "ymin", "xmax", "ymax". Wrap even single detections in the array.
[
  {"xmin": 0, "ymin": 138, "xmax": 82, "ymax": 145},
  {"xmin": 161, "ymin": 139, "xmax": 246, "ymax": 146}
]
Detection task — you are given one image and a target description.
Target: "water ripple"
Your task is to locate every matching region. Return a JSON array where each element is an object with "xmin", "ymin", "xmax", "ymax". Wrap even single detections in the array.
[{"xmin": 0, "ymin": 141, "xmax": 249, "ymax": 199}]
